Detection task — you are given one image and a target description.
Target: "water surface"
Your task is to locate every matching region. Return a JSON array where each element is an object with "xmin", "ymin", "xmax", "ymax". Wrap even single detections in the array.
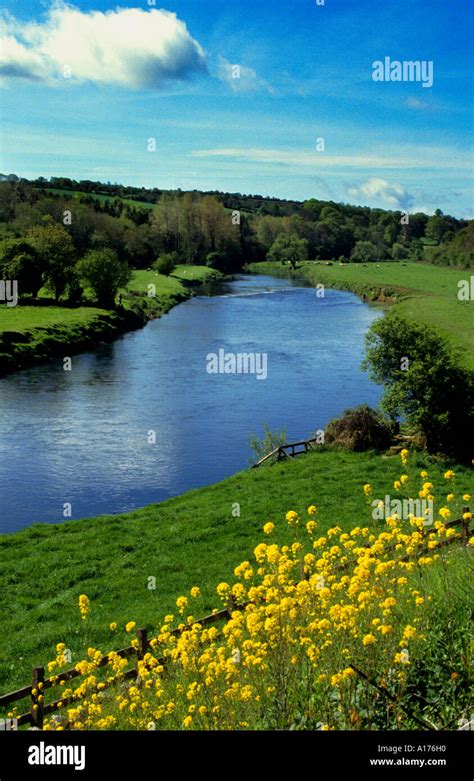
[{"xmin": 0, "ymin": 274, "xmax": 381, "ymax": 533}]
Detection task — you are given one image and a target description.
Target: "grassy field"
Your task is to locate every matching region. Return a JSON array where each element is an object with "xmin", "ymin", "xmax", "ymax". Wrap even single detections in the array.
[
  {"xmin": 172, "ymin": 264, "xmax": 224, "ymax": 283},
  {"xmin": 0, "ymin": 305, "xmax": 125, "ymax": 375},
  {"xmin": 40, "ymin": 187, "xmax": 156, "ymax": 211},
  {"xmin": 248, "ymin": 261, "xmax": 474, "ymax": 368},
  {"xmin": 0, "ymin": 265, "xmax": 221, "ymax": 374},
  {"xmin": 0, "ymin": 447, "xmax": 472, "ymax": 694},
  {"xmin": 127, "ymin": 265, "xmax": 223, "ymax": 295}
]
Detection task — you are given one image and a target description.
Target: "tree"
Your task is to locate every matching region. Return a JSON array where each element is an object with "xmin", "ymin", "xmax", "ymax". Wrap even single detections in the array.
[
  {"xmin": 429, "ymin": 221, "xmax": 474, "ymax": 269},
  {"xmin": 390, "ymin": 243, "xmax": 408, "ymax": 261},
  {"xmin": 268, "ymin": 233, "xmax": 308, "ymax": 267},
  {"xmin": 200, "ymin": 195, "xmax": 230, "ymax": 254},
  {"xmin": 425, "ymin": 211, "xmax": 451, "ymax": 244},
  {"xmin": 350, "ymin": 240, "xmax": 379, "ymax": 263},
  {"xmin": 77, "ymin": 248, "xmax": 132, "ymax": 307},
  {"xmin": 27, "ymin": 220, "xmax": 76, "ymax": 301},
  {"xmin": 255, "ymin": 215, "xmax": 285, "ymax": 251},
  {"xmin": 154, "ymin": 253, "xmax": 177, "ymax": 276},
  {"xmin": 363, "ymin": 314, "xmax": 474, "ymax": 463},
  {"xmin": 0, "ymin": 238, "xmax": 45, "ymax": 298}
]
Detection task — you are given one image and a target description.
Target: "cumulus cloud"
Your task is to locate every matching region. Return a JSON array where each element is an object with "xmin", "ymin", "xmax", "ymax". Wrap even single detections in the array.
[
  {"xmin": 347, "ymin": 178, "xmax": 414, "ymax": 210},
  {"xmin": 217, "ymin": 57, "xmax": 273, "ymax": 93},
  {"xmin": 0, "ymin": 3, "xmax": 207, "ymax": 89}
]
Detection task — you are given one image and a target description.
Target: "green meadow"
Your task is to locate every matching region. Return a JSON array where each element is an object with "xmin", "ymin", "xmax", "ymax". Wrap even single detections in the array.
[
  {"xmin": 248, "ymin": 261, "xmax": 474, "ymax": 367},
  {"xmin": 0, "ymin": 448, "xmax": 471, "ymax": 694},
  {"xmin": 0, "ymin": 266, "xmax": 221, "ymax": 374}
]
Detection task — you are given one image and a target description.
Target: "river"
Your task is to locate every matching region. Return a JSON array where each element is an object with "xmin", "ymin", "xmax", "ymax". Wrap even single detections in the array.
[{"xmin": 0, "ymin": 274, "xmax": 382, "ymax": 533}]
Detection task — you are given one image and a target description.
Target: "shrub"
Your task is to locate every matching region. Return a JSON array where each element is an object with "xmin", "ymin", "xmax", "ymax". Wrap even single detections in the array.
[
  {"xmin": 325, "ymin": 405, "xmax": 395, "ymax": 451},
  {"xmin": 249, "ymin": 423, "xmax": 287, "ymax": 465},
  {"xmin": 77, "ymin": 248, "xmax": 131, "ymax": 307},
  {"xmin": 154, "ymin": 253, "xmax": 177, "ymax": 276},
  {"xmin": 363, "ymin": 314, "xmax": 474, "ymax": 463}
]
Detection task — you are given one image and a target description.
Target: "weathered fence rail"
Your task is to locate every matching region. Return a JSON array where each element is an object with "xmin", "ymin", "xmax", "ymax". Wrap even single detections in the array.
[
  {"xmin": 1, "ymin": 511, "xmax": 471, "ymax": 729},
  {"xmin": 252, "ymin": 438, "xmax": 319, "ymax": 468}
]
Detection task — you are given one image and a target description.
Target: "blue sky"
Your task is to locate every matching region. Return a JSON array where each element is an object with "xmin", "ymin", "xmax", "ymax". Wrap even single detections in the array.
[{"xmin": 0, "ymin": 0, "xmax": 472, "ymax": 216}]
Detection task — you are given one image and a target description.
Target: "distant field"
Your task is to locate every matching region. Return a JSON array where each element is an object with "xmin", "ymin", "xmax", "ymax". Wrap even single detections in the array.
[
  {"xmin": 249, "ymin": 261, "xmax": 474, "ymax": 368},
  {"xmin": 126, "ymin": 269, "xmax": 186, "ymax": 297},
  {"xmin": 39, "ymin": 187, "xmax": 156, "ymax": 211},
  {"xmin": 126, "ymin": 265, "xmax": 222, "ymax": 295},
  {"xmin": 172, "ymin": 264, "xmax": 223, "ymax": 282},
  {"xmin": 0, "ymin": 305, "xmax": 108, "ymax": 335}
]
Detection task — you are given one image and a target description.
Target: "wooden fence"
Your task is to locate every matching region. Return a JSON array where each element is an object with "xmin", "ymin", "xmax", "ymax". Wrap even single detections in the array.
[
  {"xmin": 0, "ymin": 510, "xmax": 471, "ymax": 730},
  {"xmin": 252, "ymin": 437, "xmax": 319, "ymax": 468}
]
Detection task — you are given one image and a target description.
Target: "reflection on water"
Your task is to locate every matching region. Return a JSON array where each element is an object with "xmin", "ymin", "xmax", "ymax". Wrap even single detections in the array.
[{"xmin": 0, "ymin": 275, "xmax": 381, "ymax": 533}]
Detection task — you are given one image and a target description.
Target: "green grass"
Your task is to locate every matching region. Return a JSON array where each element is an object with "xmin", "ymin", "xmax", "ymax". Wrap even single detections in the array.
[
  {"xmin": 0, "ymin": 265, "xmax": 222, "ymax": 373},
  {"xmin": 248, "ymin": 261, "xmax": 474, "ymax": 367},
  {"xmin": 172, "ymin": 264, "xmax": 223, "ymax": 283},
  {"xmin": 126, "ymin": 270, "xmax": 187, "ymax": 297},
  {"xmin": 0, "ymin": 448, "xmax": 471, "ymax": 694},
  {"xmin": 0, "ymin": 305, "xmax": 109, "ymax": 333},
  {"xmin": 127, "ymin": 265, "xmax": 222, "ymax": 295},
  {"xmin": 40, "ymin": 187, "xmax": 156, "ymax": 211},
  {"xmin": 0, "ymin": 305, "xmax": 120, "ymax": 374}
]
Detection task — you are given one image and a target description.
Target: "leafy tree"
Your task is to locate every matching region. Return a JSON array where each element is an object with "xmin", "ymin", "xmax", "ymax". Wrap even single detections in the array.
[
  {"xmin": 429, "ymin": 221, "xmax": 474, "ymax": 269},
  {"xmin": 77, "ymin": 248, "xmax": 132, "ymax": 307},
  {"xmin": 425, "ymin": 210, "xmax": 451, "ymax": 244},
  {"xmin": 268, "ymin": 233, "xmax": 308, "ymax": 267},
  {"xmin": 363, "ymin": 314, "xmax": 474, "ymax": 462},
  {"xmin": 255, "ymin": 215, "xmax": 286, "ymax": 251},
  {"xmin": 27, "ymin": 220, "xmax": 76, "ymax": 301},
  {"xmin": 350, "ymin": 240, "xmax": 380, "ymax": 263},
  {"xmin": 391, "ymin": 243, "xmax": 408, "ymax": 261},
  {"xmin": 154, "ymin": 253, "xmax": 177, "ymax": 276}
]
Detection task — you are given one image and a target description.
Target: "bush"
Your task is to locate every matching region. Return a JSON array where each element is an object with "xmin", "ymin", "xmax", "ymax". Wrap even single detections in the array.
[
  {"xmin": 249, "ymin": 423, "xmax": 287, "ymax": 465},
  {"xmin": 76, "ymin": 248, "xmax": 132, "ymax": 307},
  {"xmin": 325, "ymin": 405, "xmax": 395, "ymax": 451},
  {"xmin": 154, "ymin": 253, "xmax": 177, "ymax": 276},
  {"xmin": 363, "ymin": 314, "xmax": 474, "ymax": 463}
]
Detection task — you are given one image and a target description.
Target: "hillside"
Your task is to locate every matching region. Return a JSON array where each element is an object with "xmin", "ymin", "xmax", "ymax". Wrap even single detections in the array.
[{"xmin": 0, "ymin": 447, "xmax": 472, "ymax": 695}]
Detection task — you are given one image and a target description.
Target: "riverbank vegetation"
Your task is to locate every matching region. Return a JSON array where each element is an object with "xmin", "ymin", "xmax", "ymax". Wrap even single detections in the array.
[
  {"xmin": 247, "ymin": 260, "xmax": 474, "ymax": 365},
  {"xmin": 2, "ymin": 450, "xmax": 472, "ymax": 730},
  {"xmin": 0, "ymin": 448, "xmax": 472, "ymax": 699},
  {"xmin": 0, "ymin": 177, "xmax": 471, "ymax": 373}
]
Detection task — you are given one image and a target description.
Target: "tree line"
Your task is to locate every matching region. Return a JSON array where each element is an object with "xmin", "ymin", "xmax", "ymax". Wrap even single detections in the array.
[{"xmin": 0, "ymin": 178, "xmax": 471, "ymax": 308}]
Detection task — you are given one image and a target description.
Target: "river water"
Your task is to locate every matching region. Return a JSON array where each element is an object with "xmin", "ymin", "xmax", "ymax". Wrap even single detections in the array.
[{"xmin": 0, "ymin": 274, "xmax": 382, "ymax": 533}]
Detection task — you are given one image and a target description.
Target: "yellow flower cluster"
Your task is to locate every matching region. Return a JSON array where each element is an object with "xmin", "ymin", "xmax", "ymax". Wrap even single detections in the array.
[
  {"xmin": 42, "ymin": 456, "xmax": 472, "ymax": 732},
  {"xmin": 78, "ymin": 595, "xmax": 90, "ymax": 621}
]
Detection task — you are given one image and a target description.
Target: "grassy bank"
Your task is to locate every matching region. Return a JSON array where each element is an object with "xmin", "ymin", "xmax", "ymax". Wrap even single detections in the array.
[
  {"xmin": 0, "ymin": 447, "xmax": 471, "ymax": 694},
  {"xmin": 0, "ymin": 265, "xmax": 222, "ymax": 375},
  {"xmin": 248, "ymin": 261, "xmax": 474, "ymax": 367},
  {"xmin": 0, "ymin": 306, "xmax": 142, "ymax": 376}
]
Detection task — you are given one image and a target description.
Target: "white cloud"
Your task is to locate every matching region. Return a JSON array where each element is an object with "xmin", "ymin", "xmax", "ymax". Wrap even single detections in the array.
[
  {"xmin": 0, "ymin": 3, "xmax": 207, "ymax": 89},
  {"xmin": 406, "ymin": 97, "xmax": 432, "ymax": 111},
  {"xmin": 217, "ymin": 57, "xmax": 273, "ymax": 93},
  {"xmin": 191, "ymin": 147, "xmax": 468, "ymax": 173},
  {"xmin": 347, "ymin": 178, "xmax": 414, "ymax": 210}
]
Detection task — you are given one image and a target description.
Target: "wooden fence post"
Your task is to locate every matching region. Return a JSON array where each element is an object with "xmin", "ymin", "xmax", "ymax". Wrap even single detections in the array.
[
  {"xmin": 136, "ymin": 628, "xmax": 148, "ymax": 664},
  {"xmin": 31, "ymin": 666, "xmax": 44, "ymax": 729},
  {"xmin": 461, "ymin": 506, "xmax": 470, "ymax": 543}
]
